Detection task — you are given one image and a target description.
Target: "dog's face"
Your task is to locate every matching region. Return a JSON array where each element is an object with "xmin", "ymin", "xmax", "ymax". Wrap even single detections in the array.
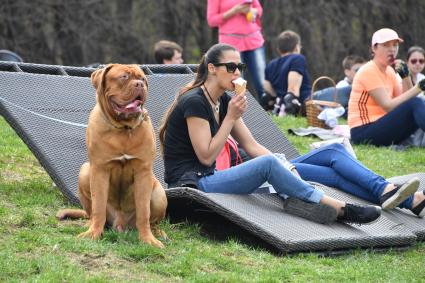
[{"xmin": 91, "ymin": 64, "xmax": 148, "ymax": 121}]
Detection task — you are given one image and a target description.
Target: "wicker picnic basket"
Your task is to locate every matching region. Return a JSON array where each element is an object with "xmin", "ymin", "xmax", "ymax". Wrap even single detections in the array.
[{"xmin": 305, "ymin": 76, "xmax": 342, "ymax": 129}]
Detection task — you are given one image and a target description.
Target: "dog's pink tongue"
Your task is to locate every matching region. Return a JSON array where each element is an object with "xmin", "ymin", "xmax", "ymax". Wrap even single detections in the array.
[{"xmin": 124, "ymin": 100, "xmax": 142, "ymax": 113}]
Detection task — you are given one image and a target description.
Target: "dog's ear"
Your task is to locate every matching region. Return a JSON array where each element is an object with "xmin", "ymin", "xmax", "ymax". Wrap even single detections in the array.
[
  {"xmin": 91, "ymin": 68, "xmax": 104, "ymax": 90},
  {"xmin": 91, "ymin": 64, "xmax": 115, "ymax": 91}
]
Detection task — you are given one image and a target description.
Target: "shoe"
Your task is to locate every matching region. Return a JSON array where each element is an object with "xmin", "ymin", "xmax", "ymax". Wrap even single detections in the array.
[
  {"xmin": 411, "ymin": 191, "xmax": 425, "ymax": 218},
  {"xmin": 337, "ymin": 203, "xmax": 381, "ymax": 225},
  {"xmin": 283, "ymin": 197, "xmax": 337, "ymax": 224},
  {"xmin": 379, "ymin": 177, "xmax": 419, "ymax": 210}
]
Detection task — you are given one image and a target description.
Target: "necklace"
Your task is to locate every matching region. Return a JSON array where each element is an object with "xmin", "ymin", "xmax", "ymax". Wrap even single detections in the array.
[{"xmin": 203, "ymin": 84, "xmax": 220, "ymax": 113}]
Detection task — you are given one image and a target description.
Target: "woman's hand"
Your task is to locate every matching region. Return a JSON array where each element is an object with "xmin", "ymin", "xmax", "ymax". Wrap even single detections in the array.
[
  {"xmin": 231, "ymin": 3, "xmax": 251, "ymax": 15},
  {"xmin": 227, "ymin": 93, "xmax": 248, "ymax": 121},
  {"xmin": 223, "ymin": 3, "xmax": 250, "ymax": 21},
  {"xmin": 394, "ymin": 59, "xmax": 410, "ymax": 79}
]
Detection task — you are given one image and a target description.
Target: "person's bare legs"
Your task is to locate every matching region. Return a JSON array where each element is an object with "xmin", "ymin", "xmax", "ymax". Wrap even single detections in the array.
[
  {"xmin": 413, "ymin": 191, "xmax": 425, "ymax": 206},
  {"xmin": 319, "ymin": 195, "xmax": 345, "ymax": 216},
  {"xmin": 381, "ymin": 183, "xmax": 396, "ymax": 194}
]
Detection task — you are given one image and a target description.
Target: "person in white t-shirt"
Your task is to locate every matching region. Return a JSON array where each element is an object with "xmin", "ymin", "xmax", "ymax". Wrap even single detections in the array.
[
  {"xmin": 336, "ymin": 55, "xmax": 366, "ymax": 88},
  {"xmin": 406, "ymin": 46, "xmax": 425, "ymax": 98},
  {"xmin": 312, "ymin": 55, "xmax": 366, "ymax": 116}
]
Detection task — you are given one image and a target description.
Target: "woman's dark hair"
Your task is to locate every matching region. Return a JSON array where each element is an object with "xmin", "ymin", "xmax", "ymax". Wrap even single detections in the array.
[
  {"xmin": 159, "ymin": 43, "xmax": 237, "ymax": 151},
  {"xmin": 406, "ymin": 46, "xmax": 425, "ymax": 61}
]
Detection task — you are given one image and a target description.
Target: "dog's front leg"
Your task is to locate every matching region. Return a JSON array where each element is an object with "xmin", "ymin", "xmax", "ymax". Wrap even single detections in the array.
[
  {"xmin": 78, "ymin": 164, "xmax": 109, "ymax": 240},
  {"xmin": 134, "ymin": 170, "xmax": 164, "ymax": 248}
]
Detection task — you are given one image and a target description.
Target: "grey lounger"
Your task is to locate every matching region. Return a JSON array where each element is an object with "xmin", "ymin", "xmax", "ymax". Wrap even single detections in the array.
[{"xmin": 0, "ymin": 62, "xmax": 424, "ymax": 253}]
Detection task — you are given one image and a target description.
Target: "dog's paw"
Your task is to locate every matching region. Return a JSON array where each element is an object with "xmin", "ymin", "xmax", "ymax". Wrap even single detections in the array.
[
  {"xmin": 115, "ymin": 224, "xmax": 124, "ymax": 232},
  {"xmin": 139, "ymin": 234, "xmax": 164, "ymax": 248},
  {"xmin": 78, "ymin": 228, "xmax": 103, "ymax": 240},
  {"xmin": 152, "ymin": 227, "xmax": 168, "ymax": 240}
]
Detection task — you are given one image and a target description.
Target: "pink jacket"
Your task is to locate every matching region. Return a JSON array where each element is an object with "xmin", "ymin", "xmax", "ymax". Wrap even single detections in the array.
[{"xmin": 207, "ymin": 0, "xmax": 264, "ymax": 52}]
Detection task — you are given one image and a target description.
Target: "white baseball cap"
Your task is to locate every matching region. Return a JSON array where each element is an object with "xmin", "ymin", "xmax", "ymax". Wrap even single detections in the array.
[{"xmin": 371, "ymin": 28, "xmax": 403, "ymax": 46}]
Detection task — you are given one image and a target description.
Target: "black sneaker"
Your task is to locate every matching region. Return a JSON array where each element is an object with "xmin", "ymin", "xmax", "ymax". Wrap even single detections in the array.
[
  {"xmin": 379, "ymin": 177, "xmax": 419, "ymax": 210},
  {"xmin": 411, "ymin": 191, "xmax": 425, "ymax": 218},
  {"xmin": 337, "ymin": 203, "xmax": 381, "ymax": 225},
  {"xmin": 283, "ymin": 197, "xmax": 337, "ymax": 224}
]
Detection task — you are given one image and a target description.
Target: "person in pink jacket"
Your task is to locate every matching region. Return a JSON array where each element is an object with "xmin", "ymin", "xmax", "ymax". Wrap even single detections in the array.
[{"xmin": 207, "ymin": 0, "xmax": 267, "ymax": 109}]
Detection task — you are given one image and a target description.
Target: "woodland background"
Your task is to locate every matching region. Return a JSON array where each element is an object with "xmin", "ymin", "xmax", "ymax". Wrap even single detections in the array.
[{"xmin": 1, "ymin": 0, "xmax": 424, "ymax": 82}]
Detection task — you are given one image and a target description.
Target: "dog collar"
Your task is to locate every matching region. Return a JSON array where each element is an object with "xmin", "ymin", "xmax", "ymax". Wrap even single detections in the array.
[{"xmin": 102, "ymin": 107, "xmax": 146, "ymax": 130}]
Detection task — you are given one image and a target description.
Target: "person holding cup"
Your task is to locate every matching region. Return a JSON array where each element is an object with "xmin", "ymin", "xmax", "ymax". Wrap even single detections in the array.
[
  {"xmin": 348, "ymin": 28, "xmax": 425, "ymax": 146},
  {"xmin": 207, "ymin": 0, "xmax": 267, "ymax": 107},
  {"xmin": 159, "ymin": 43, "xmax": 389, "ymax": 225}
]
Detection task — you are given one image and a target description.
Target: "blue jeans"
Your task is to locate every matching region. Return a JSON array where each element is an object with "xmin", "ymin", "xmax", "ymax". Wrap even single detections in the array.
[
  {"xmin": 291, "ymin": 143, "xmax": 414, "ymax": 209},
  {"xmin": 351, "ymin": 97, "xmax": 425, "ymax": 146},
  {"xmin": 313, "ymin": 85, "xmax": 351, "ymax": 107},
  {"xmin": 198, "ymin": 155, "xmax": 324, "ymax": 203},
  {"xmin": 240, "ymin": 46, "xmax": 266, "ymax": 99}
]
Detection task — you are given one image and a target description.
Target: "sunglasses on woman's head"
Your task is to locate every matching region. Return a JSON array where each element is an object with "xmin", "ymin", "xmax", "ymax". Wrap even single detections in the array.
[
  {"xmin": 410, "ymin": 59, "xmax": 425, "ymax": 64},
  {"xmin": 213, "ymin": 62, "xmax": 247, "ymax": 73}
]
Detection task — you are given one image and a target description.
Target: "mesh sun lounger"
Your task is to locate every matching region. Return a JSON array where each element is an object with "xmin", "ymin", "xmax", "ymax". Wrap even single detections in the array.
[{"xmin": 1, "ymin": 62, "xmax": 424, "ymax": 253}]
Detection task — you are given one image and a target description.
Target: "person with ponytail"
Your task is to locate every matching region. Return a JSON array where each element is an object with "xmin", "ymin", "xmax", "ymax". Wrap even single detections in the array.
[{"xmin": 159, "ymin": 43, "xmax": 383, "ymax": 225}]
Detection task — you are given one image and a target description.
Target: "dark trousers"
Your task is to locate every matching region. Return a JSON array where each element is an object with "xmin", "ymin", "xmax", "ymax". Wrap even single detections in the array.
[{"xmin": 351, "ymin": 97, "xmax": 425, "ymax": 146}]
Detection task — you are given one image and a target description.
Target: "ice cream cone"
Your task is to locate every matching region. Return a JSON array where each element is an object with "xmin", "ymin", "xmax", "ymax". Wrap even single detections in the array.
[{"xmin": 232, "ymin": 77, "xmax": 247, "ymax": 96}]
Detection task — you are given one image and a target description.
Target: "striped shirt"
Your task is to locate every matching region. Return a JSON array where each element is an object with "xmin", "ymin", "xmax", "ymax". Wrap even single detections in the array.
[{"xmin": 348, "ymin": 60, "xmax": 401, "ymax": 128}]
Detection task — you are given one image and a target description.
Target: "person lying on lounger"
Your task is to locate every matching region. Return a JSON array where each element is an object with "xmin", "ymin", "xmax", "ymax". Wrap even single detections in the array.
[{"xmin": 159, "ymin": 43, "xmax": 383, "ymax": 225}]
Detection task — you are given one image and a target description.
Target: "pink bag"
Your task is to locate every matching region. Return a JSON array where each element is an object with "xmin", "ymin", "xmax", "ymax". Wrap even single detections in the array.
[{"xmin": 216, "ymin": 138, "xmax": 242, "ymax": 171}]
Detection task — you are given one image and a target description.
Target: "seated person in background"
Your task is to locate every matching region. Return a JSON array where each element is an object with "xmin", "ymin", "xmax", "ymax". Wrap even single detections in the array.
[
  {"xmin": 0, "ymin": 49, "xmax": 23, "ymax": 62},
  {"xmin": 313, "ymin": 55, "xmax": 366, "ymax": 116},
  {"xmin": 264, "ymin": 30, "xmax": 311, "ymax": 116},
  {"xmin": 406, "ymin": 46, "xmax": 425, "ymax": 97},
  {"xmin": 154, "ymin": 40, "xmax": 184, "ymax": 64},
  {"xmin": 348, "ymin": 28, "xmax": 425, "ymax": 147},
  {"xmin": 400, "ymin": 46, "xmax": 425, "ymax": 148},
  {"xmin": 160, "ymin": 43, "xmax": 392, "ymax": 225},
  {"xmin": 336, "ymin": 55, "xmax": 366, "ymax": 88}
]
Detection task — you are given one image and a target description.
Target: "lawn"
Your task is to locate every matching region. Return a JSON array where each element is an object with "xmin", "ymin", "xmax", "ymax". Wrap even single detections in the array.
[{"xmin": 1, "ymin": 115, "xmax": 425, "ymax": 282}]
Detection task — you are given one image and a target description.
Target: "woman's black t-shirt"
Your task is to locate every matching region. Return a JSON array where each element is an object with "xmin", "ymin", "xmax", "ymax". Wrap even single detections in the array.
[{"xmin": 163, "ymin": 87, "xmax": 231, "ymax": 185}]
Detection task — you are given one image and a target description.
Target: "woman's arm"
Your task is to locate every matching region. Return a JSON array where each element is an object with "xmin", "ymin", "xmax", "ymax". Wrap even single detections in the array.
[
  {"xmin": 187, "ymin": 116, "xmax": 233, "ymax": 166},
  {"xmin": 230, "ymin": 118, "xmax": 271, "ymax": 158},
  {"xmin": 369, "ymin": 85, "xmax": 421, "ymax": 112},
  {"xmin": 231, "ymin": 117, "xmax": 298, "ymax": 174},
  {"xmin": 394, "ymin": 59, "xmax": 414, "ymax": 93},
  {"xmin": 187, "ymin": 92, "xmax": 247, "ymax": 166},
  {"xmin": 400, "ymin": 76, "xmax": 414, "ymax": 93}
]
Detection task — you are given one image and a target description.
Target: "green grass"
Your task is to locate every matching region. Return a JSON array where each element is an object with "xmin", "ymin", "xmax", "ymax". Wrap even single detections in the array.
[{"xmin": 1, "ymin": 115, "xmax": 425, "ymax": 282}]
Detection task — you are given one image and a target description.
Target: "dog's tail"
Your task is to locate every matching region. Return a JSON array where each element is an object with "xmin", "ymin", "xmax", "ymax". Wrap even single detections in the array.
[{"xmin": 56, "ymin": 209, "xmax": 88, "ymax": 220}]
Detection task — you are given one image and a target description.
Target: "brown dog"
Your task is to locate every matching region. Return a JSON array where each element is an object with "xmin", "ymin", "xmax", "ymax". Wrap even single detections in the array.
[{"xmin": 57, "ymin": 64, "xmax": 167, "ymax": 248}]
